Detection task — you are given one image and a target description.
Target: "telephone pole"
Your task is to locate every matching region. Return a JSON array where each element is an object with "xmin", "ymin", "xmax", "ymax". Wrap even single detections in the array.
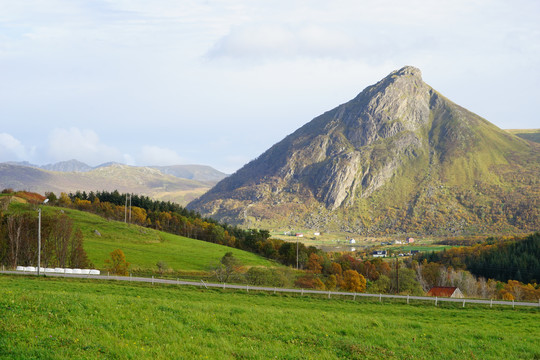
[
  {"xmin": 296, "ymin": 240, "xmax": 299, "ymax": 269},
  {"xmin": 395, "ymin": 256, "xmax": 400, "ymax": 294}
]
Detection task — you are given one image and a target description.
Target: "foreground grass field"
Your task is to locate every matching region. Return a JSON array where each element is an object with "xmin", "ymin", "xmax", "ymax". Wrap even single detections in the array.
[
  {"xmin": 42, "ymin": 206, "xmax": 277, "ymax": 272},
  {"xmin": 1, "ymin": 275, "xmax": 539, "ymax": 359}
]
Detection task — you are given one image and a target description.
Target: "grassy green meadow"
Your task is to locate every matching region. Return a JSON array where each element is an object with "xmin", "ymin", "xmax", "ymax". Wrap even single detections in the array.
[
  {"xmin": 40, "ymin": 205, "xmax": 278, "ymax": 273},
  {"xmin": 1, "ymin": 275, "xmax": 539, "ymax": 359}
]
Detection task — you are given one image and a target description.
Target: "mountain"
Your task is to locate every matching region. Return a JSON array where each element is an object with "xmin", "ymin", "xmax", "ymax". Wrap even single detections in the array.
[
  {"xmin": 41, "ymin": 159, "xmax": 93, "ymax": 172},
  {"xmin": 0, "ymin": 163, "xmax": 226, "ymax": 205},
  {"xmin": 150, "ymin": 165, "xmax": 228, "ymax": 182},
  {"xmin": 188, "ymin": 66, "xmax": 540, "ymax": 236},
  {"xmin": 506, "ymin": 129, "xmax": 540, "ymax": 144},
  {"xmin": 5, "ymin": 159, "xmax": 229, "ymax": 183}
]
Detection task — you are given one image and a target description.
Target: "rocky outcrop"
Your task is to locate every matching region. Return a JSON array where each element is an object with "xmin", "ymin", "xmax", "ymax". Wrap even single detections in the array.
[{"xmin": 188, "ymin": 66, "xmax": 539, "ymax": 235}]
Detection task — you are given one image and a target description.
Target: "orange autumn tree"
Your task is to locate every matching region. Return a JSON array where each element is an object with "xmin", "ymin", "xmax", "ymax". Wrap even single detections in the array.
[
  {"xmin": 306, "ymin": 253, "xmax": 323, "ymax": 274},
  {"xmin": 342, "ymin": 270, "xmax": 367, "ymax": 293},
  {"xmin": 105, "ymin": 249, "xmax": 130, "ymax": 275}
]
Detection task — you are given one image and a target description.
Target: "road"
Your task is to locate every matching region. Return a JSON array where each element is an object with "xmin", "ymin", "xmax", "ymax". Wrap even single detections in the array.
[{"xmin": 2, "ymin": 270, "xmax": 539, "ymax": 308}]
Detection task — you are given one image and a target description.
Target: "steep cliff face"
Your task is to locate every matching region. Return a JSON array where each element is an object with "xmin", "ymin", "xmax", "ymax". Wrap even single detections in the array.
[{"xmin": 188, "ymin": 66, "xmax": 539, "ymax": 235}]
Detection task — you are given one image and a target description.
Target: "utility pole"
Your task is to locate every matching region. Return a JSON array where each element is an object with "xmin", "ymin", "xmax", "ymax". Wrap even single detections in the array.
[
  {"xmin": 37, "ymin": 208, "xmax": 41, "ymax": 276},
  {"xmin": 395, "ymin": 256, "xmax": 400, "ymax": 294},
  {"xmin": 296, "ymin": 240, "xmax": 299, "ymax": 269},
  {"xmin": 37, "ymin": 198, "xmax": 49, "ymax": 276},
  {"xmin": 129, "ymin": 194, "xmax": 132, "ymax": 224},
  {"xmin": 124, "ymin": 194, "xmax": 128, "ymax": 223}
]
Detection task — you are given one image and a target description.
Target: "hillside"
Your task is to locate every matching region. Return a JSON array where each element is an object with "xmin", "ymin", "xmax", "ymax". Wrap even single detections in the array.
[
  {"xmin": 0, "ymin": 162, "xmax": 227, "ymax": 205},
  {"xmin": 506, "ymin": 129, "xmax": 540, "ymax": 144},
  {"xmin": 188, "ymin": 66, "xmax": 540, "ymax": 236},
  {"xmin": 29, "ymin": 204, "xmax": 276, "ymax": 272}
]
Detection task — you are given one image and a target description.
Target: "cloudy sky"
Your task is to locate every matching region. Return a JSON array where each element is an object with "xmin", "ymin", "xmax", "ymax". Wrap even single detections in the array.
[{"xmin": 1, "ymin": 0, "xmax": 539, "ymax": 173}]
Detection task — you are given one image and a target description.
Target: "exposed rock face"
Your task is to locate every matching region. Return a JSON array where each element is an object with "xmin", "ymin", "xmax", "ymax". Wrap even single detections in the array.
[{"xmin": 188, "ymin": 66, "xmax": 539, "ymax": 235}]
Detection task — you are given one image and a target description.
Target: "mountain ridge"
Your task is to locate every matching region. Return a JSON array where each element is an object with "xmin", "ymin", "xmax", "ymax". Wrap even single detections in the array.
[
  {"xmin": 188, "ymin": 66, "xmax": 539, "ymax": 235},
  {"xmin": 0, "ymin": 162, "xmax": 228, "ymax": 206}
]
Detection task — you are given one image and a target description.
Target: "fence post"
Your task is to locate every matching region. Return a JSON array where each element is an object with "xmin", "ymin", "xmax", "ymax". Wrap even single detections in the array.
[
  {"xmin": 177, "ymin": 278, "xmax": 179, "ymax": 285},
  {"xmin": 512, "ymin": 299, "xmax": 514, "ymax": 309},
  {"xmin": 379, "ymin": 294, "xmax": 382, "ymax": 303},
  {"xmin": 407, "ymin": 294, "xmax": 409, "ymax": 304},
  {"xmin": 301, "ymin": 288, "xmax": 304, "ymax": 296},
  {"xmin": 274, "ymin": 287, "xmax": 276, "ymax": 294},
  {"xmin": 246, "ymin": 285, "xmax": 249, "ymax": 292},
  {"xmin": 201, "ymin": 280, "xmax": 208, "ymax": 289},
  {"xmin": 328, "ymin": 291, "xmax": 331, "ymax": 299},
  {"xmin": 353, "ymin": 293, "xmax": 356, "ymax": 301},
  {"xmin": 107, "ymin": 271, "xmax": 109, "ymax": 278},
  {"xmin": 435, "ymin": 297, "xmax": 438, "ymax": 306},
  {"xmin": 152, "ymin": 276, "xmax": 154, "ymax": 285},
  {"xmin": 462, "ymin": 299, "xmax": 466, "ymax": 308},
  {"xmin": 223, "ymin": 282, "xmax": 225, "ymax": 290},
  {"xmin": 129, "ymin": 273, "xmax": 132, "ymax": 281},
  {"xmin": 490, "ymin": 299, "xmax": 493, "ymax": 308}
]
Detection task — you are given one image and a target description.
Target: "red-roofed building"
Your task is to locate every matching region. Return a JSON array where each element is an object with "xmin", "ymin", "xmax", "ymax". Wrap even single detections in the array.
[{"xmin": 426, "ymin": 286, "xmax": 464, "ymax": 298}]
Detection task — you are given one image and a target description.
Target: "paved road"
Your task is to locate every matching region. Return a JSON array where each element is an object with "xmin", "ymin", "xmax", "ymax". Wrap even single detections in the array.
[{"xmin": 2, "ymin": 270, "xmax": 539, "ymax": 308}]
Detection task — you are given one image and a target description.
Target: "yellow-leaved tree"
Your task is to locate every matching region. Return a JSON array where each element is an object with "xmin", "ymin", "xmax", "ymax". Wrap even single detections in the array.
[
  {"xmin": 342, "ymin": 270, "xmax": 367, "ymax": 293},
  {"xmin": 105, "ymin": 249, "xmax": 130, "ymax": 276}
]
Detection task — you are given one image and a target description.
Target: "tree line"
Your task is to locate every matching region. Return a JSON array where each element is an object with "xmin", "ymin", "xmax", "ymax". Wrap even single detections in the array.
[
  {"xmin": 418, "ymin": 233, "xmax": 540, "ymax": 284},
  {"xmin": 0, "ymin": 206, "xmax": 92, "ymax": 269}
]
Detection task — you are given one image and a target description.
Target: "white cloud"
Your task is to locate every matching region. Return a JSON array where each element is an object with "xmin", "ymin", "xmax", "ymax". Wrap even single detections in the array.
[
  {"xmin": 47, "ymin": 127, "xmax": 124, "ymax": 166},
  {"xmin": 206, "ymin": 24, "xmax": 360, "ymax": 60},
  {"xmin": 0, "ymin": 133, "xmax": 30, "ymax": 161},
  {"xmin": 140, "ymin": 145, "xmax": 185, "ymax": 166},
  {"xmin": 0, "ymin": 0, "xmax": 539, "ymax": 174}
]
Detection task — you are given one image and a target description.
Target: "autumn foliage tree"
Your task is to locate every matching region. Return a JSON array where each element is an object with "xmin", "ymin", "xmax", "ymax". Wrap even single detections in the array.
[
  {"xmin": 105, "ymin": 249, "xmax": 130, "ymax": 275},
  {"xmin": 306, "ymin": 253, "xmax": 323, "ymax": 274},
  {"xmin": 294, "ymin": 274, "xmax": 325, "ymax": 290},
  {"xmin": 341, "ymin": 270, "xmax": 367, "ymax": 292}
]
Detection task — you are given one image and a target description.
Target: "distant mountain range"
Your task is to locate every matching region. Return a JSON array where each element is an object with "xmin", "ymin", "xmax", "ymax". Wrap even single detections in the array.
[
  {"xmin": 188, "ymin": 66, "xmax": 539, "ymax": 236},
  {"xmin": 0, "ymin": 161, "xmax": 228, "ymax": 206}
]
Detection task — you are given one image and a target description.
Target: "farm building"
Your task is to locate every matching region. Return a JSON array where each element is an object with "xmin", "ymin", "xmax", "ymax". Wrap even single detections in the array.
[
  {"xmin": 372, "ymin": 250, "xmax": 387, "ymax": 258},
  {"xmin": 407, "ymin": 237, "xmax": 415, "ymax": 243},
  {"xmin": 427, "ymin": 286, "xmax": 464, "ymax": 298}
]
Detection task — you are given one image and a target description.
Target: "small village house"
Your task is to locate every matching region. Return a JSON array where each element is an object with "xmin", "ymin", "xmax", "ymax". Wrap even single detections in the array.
[{"xmin": 427, "ymin": 286, "xmax": 464, "ymax": 298}]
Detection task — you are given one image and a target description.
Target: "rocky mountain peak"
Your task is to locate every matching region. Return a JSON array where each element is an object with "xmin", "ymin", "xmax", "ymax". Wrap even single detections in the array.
[
  {"xmin": 188, "ymin": 66, "xmax": 539, "ymax": 235},
  {"xmin": 392, "ymin": 65, "xmax": 422, "ymax": 78}
]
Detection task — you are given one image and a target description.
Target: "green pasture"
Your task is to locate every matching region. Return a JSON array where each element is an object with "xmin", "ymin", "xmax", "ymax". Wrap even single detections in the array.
[
  {"xmin": 388, "ymin": 245, "xmax": 452, "ymax": 253},
  {"xmin": 1, "ymin": 275, "xmax": 539, "ymax": 359},
  {"xmin": 18, "ymin": 205, "xmax": 278, "ymax": 273}
]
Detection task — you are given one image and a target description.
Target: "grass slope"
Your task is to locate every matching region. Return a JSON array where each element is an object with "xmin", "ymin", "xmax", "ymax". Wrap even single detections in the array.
[
  {"xmin": 507, "ymin": 129, "xmax": 540, "ymax": 144},
  {"xmin": 1, "ymin": 275, "xmax": 539, "ymax": 359},
  {"xmin": 44, "ymin": 206, "xmax": 277, "ymax": 272}
]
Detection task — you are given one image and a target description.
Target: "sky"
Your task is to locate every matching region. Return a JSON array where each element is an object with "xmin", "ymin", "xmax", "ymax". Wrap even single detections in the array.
[{"xmin": 0, "ymin": 0, "xmax": 539, "ymax": 173}]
